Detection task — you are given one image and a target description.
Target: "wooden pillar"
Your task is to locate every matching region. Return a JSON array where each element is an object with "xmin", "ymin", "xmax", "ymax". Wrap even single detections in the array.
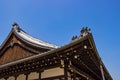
[
  {"xmin": 4, "ymin": 77, "xmax": 8, "ymax": 80},
  {"xmin": 64, "ymin": 67, "xmax": 68, "ymax": 80},
  {"xmin": 14, "ymin": 75, "xmax": 18, "ymax": 80},
  {"xmin": 25, "ymin": 73, "xmax": 29, "ymax": 80},
  {"xmin": 38, "ymin": 69, "xmax": 45, "ymax": 80},
  {"xmin": 64, "ymin": 60, "xmax": 68, "ymax": 80},
  {"xmin": 26, "ymin": 74, "xmax": 28, "ymax": 80},
  {"xmin": 39, "ymin": 72, "xmax": 41, "ymax": 80},
  {"xmin": 15, "ymin": 76, "xmax": 17, "ymax": 80},
  {"xmin": 37, "ymin": 71, "xmax": 41, "ymax": 80}
]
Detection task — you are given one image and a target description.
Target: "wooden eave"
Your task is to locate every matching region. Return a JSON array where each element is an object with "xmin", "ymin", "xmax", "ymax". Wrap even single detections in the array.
[
  {"xmin": 0, "ymin": 24, "xmax": 58, "ymax": 53},
  {"xmin": 88, "ymin": 34, "xmax": 113, "ymax": 80},
  {"xmin": 0, "ymin": 28, "xmax": 41, "ymax": 58},
  {"xmin": 0, "ymin": 24, "xmax": 59, "ymax": 66},
  {"xmin": 0, "ymin": 28, "xmax": 13, "ymax": 53},
  {"xmin": 12, "ymin": 24, "xmax": 58, "ymax": 50},
  {"xmin": 0, "ymin": 30, "xmax": 112, "ymax": 79},
  {"xmin": 0, "ymin": 29, "xmax": 39, "ymax": 65},
  {"xmin": 14, "ymin": 30, "xmax": 56, "ymax": 50},
  {"xmin": 0, "ymin": 33, "xmax": 90, "ymax": 68}
]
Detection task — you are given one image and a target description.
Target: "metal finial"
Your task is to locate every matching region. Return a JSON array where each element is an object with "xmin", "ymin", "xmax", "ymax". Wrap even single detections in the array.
[
  {"xmin": 72, "ymin": 35, "xmax": 78, "ymax": 40},
  {"xmin": 80, "ymin": 27, "xmax": 91, "ymax": 37},
  {"xmin": 12, "ymin": 22, "xmax": 20, "ymax": 32},
  {"xmin": 12, "ymin": 22, "xmax": 19, "ymax": 28}
]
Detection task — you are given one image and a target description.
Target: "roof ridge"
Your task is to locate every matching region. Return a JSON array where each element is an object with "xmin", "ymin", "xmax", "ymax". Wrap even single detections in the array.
[{"xmin": 12, "ymin": 23, "xmax": 59, "ymax": 49}]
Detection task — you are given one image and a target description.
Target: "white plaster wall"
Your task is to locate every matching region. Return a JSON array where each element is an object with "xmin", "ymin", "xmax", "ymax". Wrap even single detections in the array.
[
  {"xmin": 17, "ymin": 74, "xmax": 26, "ymax": 80},
  {"xmin": 41, "ymin": 67, "xmax": 64, "ymax": 79},
  {"xmin": 7, "ymin": 76, "xmax": 15, "ymax": 80},
  {"xmin": 0, "ymin": 78, "xmax": 5, "ymax": 80},
  {"xmin": 28, "ymin": 72, "xmax": 39, "ymax": 80}
]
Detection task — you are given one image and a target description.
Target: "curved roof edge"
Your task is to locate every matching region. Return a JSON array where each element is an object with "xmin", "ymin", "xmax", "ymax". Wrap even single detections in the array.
[
  {"xmin": 0, "ymin": 23, "xmax": 59, "ymax": 51},
  {"xmin": 12, "ymin": 23, "xmax": 59, "ymax": 49}
]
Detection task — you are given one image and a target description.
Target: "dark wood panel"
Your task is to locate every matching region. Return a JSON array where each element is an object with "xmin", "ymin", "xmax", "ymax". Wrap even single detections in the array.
[{"xmin": 0, "ymin": 44, "xmax": 33, "ymax": 65}]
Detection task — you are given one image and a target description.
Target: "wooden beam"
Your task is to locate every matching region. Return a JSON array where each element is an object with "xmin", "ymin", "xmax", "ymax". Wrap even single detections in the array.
[
  {"xmin": 100, "ymin": 64, "xmax": 105, "ymax": 80},
  {"xmin": 69, "ymin": 65, "xmax": 94, "ymax": 80}
]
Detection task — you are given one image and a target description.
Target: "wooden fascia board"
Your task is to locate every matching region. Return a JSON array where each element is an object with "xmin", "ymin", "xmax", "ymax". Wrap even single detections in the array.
[
  {"xmin": 88, "ymin": 33, "xmax": 113, "ymax": 80},
  {"xmin": 0, "ymin": 28, "xmax": 14, "ymax": 56}
]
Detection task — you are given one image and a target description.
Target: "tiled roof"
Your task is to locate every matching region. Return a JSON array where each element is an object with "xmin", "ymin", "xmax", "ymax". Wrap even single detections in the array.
[{"xmin": 13, "ymin": 23, "xmax": 59, "ymax": 49}]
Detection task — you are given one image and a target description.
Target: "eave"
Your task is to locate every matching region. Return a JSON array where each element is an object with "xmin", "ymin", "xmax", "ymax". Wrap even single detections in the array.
[
  {"xmin": 0, "ymin": 27, "xmax": 112, "ymax": 80},
  {"xmin": 0, "ymin": 23, "xmax": 59, "ymax": 57},
  {"xmin": 0, "ymin": 33, "xmax": 89, "ymax": 68}
]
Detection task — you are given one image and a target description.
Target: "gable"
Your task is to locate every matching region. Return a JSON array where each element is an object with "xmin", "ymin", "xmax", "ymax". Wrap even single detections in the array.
[
  {"xmin": 0, "ymin": 32, "xmax": 36, "ymax": 65},
  {"xmin": 0, "ymin": 24, "xmax": 58, "ymax": 65},
  {"xmin": 0, "ymin": 43, "xmax": 33, "ymax": 65}
]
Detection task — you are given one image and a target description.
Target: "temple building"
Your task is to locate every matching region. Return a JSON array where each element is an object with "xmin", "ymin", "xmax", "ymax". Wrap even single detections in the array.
[{"xmin": 0, "ymin": 23, "xmax": 112, "ymax": 80}]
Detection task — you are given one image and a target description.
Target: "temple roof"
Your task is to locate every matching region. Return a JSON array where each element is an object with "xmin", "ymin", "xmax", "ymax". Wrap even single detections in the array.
[
  {"xmin": 13, "ymin": 23, "xmax": 58, "ymax": 49},
  {"xmin": 0, "ymin": 25, "xmax": 112, "ymax": 80},
  {"xmin": 0, "ymin": 23, "xmax": 59, "ymax": 65},
  {"xmin": 0, "ymin": 30, "xmax": 90, "ymax": 68},
  {"xmin": 0, "ymin": 23, "xmax": 58, "ymax": 50}
]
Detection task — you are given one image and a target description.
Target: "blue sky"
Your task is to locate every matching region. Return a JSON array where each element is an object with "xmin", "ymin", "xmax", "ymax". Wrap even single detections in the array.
[{"xmin": 0, "ymin": 0, "xmax": 120, "ymax": 79}]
